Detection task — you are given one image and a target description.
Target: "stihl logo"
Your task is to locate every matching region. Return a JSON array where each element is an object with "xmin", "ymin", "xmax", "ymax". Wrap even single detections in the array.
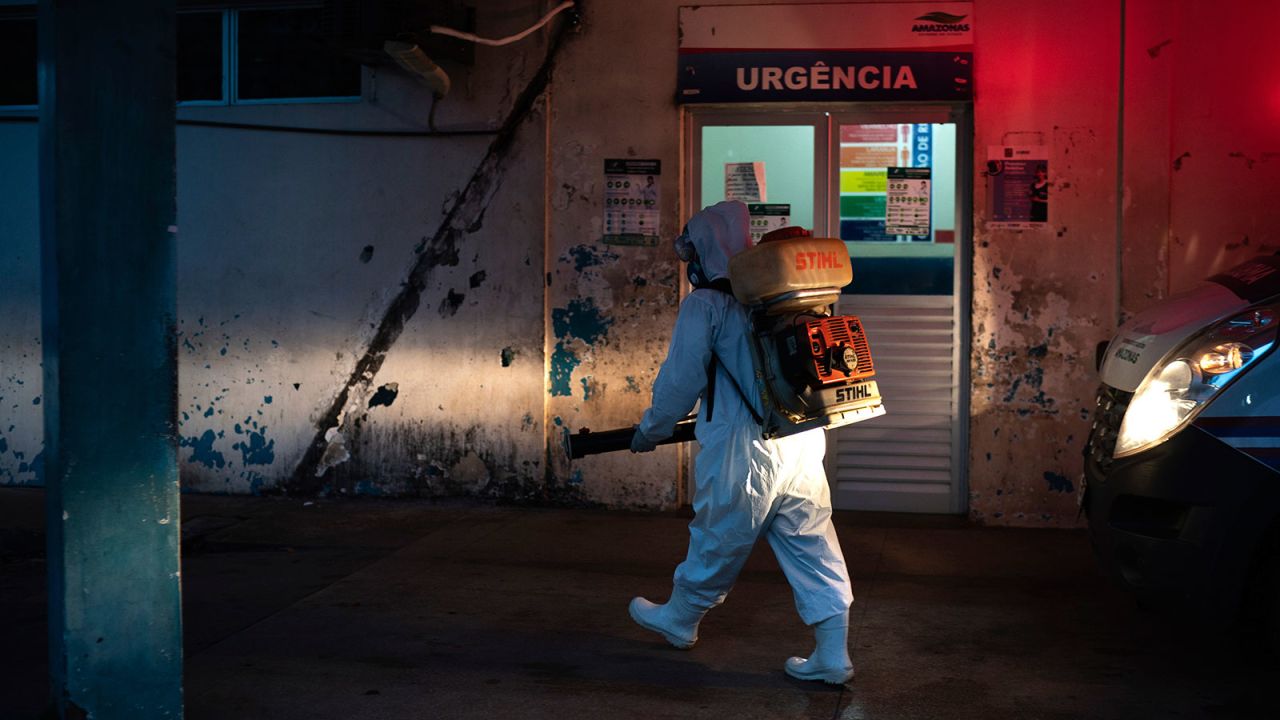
[
  {"xmin": 836, "ymin": 385, "xmax": 872, "ymax": 403},
  {"xmin": 795, "ymin": 252, "xmax": 844, "ymax": 270}
]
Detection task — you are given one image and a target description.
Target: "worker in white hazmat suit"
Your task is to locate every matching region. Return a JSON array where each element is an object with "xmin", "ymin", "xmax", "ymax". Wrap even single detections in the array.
[{"xmin": 628, "ymin": 200, "xmax": 855, "ymax": 684}]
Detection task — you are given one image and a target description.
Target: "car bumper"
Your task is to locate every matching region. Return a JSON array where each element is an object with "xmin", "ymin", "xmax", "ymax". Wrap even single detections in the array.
[{"xmin": 1084, "ymin": 422, "xmax": 1280, "ymax": 615}]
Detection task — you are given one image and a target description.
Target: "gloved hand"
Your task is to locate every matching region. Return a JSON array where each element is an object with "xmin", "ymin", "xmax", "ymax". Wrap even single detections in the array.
[{"xmin": 630, "ymin": 428, "xmax": 658, "ymax": 453}]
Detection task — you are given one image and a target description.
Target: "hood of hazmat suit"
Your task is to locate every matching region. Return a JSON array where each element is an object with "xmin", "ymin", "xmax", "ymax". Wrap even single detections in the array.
[
  {"xmin": 675, "ymin": 200, "xmax": 752, "ymax": 283},
  {"xmin": 636, "ymin": 200, "xmax": 853, "ymax": 627}
]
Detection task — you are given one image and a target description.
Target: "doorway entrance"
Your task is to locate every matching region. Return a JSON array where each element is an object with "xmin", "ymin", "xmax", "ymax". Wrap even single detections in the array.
[{"xmin": 686, "ymin": 105, "xmax": 972, "ymax": 514}]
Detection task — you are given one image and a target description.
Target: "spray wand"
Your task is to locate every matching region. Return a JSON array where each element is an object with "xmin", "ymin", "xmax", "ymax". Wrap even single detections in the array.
[{"xmin": 565, "ymin": 417, "xmax": 697, "ymax": 459}]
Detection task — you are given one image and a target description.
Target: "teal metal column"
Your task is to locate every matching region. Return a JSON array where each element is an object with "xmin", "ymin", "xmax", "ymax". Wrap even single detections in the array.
[{"xmin": 39, "ymin": 1, "xmax": 182, "ymax": 718}]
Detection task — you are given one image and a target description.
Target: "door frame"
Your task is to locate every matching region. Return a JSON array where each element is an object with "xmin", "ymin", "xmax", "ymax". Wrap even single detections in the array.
[{"xmin": 680, "ymin": 103, "xmax": 974, "ymax": 514}]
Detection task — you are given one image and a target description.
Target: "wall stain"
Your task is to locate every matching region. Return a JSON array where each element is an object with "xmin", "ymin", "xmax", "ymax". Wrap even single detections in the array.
[
  {"xmin": 550, "ymin": 343, "xmax": 581, "ymax": 396},
  {"xmin": 548, "ymin": 297, "xmax": 614, "ymax": 400},
  {"xmin": 1228, "ymin": 151, "xmax": 1259, "ymax": 170},
  {"xmin": 369, "ymin": 383, "xmax": 400, "ymax": 408},
  {"xmin": 1146, "ymin": 38, "xmax": 1173, "ymax": 58},
  {"xmin": 552, "ymin": 297, "xmax": 613, "ymax": 345},
  {"xmin": 17, "ymin": 450, "xmax": 43, "ymax": 484},
  {"xmin": 285, "ymin": 17, "xmax": 574, "ymax": 495},
  {"xmin": 563, "ymin": 244, "xmax": 619, "ymax": 272},
  {"xmin": 182, "ymin": 430, "xmax": 226, "ymax": 469},
  {"xmin": 232, "ymin": 418, "xmax": 275, "ymax": 466},
  {"xmin": 438, "ymin": 289, "xmax": 466, "ymax": 317},
  {"xmin": 469, "ymin": 270, "xmax": 488, "ymax": 288},
  {"xmin": 322, "ymin": 419, "xmax": 592, "ymax": 506}
]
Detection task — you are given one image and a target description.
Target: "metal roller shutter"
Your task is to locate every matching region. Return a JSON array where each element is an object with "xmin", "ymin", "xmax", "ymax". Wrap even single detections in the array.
[{"xmin": 829, "ymin": 295, "xmax": 963, "ymax": 513}]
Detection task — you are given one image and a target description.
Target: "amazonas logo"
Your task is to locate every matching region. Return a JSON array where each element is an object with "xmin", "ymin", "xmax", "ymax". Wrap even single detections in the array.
[{"xmin": 912, "ymin": 11, "xmax": 970, "ymax": 33}]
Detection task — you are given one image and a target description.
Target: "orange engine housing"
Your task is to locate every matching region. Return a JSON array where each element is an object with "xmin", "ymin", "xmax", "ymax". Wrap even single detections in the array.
[{"xmin": 776, "ymin": 315, "xmax": 875, "ymax": 390}]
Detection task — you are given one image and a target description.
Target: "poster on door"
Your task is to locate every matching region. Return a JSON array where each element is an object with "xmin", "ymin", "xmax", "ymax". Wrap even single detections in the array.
[
  {"xmin": 725, "ymin": 161, "xmax": 767, "ymax": 202},
  {"xmin": 986, "ymin": 146, "xmax": 1049, "ymax": 229},
  {"xmin": 839, "ymin": 123, "xmax": 931, "ymax": 242},
  {"xmin": 885, "ymin": 167, "xmax": 931, "ymax": 236},
  {"xmin": 603, "ymin": 159, "xmax": 660, "ymax": 246},
  {"xmin": 748, "ymin": 203, "xmax": 790, "ymax": 243}
]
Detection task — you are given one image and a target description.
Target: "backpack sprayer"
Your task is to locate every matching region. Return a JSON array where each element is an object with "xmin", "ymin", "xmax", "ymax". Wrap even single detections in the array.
[{"xmin": 567, "ymin": 228, "xmax": 885, "ymax": 460}]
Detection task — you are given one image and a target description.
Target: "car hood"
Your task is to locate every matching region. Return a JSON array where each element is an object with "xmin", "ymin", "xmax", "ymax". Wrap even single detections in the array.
[{"xmin": 1100, "ymin": 282, "xmax": 1250, "ymax": 392}]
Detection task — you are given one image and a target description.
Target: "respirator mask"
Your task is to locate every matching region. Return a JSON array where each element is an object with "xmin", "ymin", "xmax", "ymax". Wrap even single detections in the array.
[{"xmin": 674, "ymin": 228, "xmax": 710, "ymax": 289}]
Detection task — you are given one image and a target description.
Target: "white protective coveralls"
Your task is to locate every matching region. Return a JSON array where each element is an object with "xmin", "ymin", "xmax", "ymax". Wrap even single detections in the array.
[{"xmin": 632, "ymin": 201, "xmax": 854, "ymax": 644}]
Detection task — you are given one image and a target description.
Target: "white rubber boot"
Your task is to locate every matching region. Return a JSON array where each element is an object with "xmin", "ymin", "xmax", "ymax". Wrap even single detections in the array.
[
  {"xmin": 784, "ymin": 611, "xmax": 855, "ymax": 684},
  {"xmin": 628, "ymin": 590, "xmax": 708, "ymax": 650}
]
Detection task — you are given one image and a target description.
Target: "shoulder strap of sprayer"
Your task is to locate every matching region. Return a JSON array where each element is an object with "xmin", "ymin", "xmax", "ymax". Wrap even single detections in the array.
[
  {"xmin": 698, "ymin": 280, "xmax": 764, "ymax": 426},
  {"xmin": 706, "ymin": 353, "xmax": 764, "ymax": 426}
]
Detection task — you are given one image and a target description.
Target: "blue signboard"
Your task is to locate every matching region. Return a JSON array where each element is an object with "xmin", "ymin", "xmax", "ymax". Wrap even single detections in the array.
[{"xmin": 678, "ymin": 50, "xmax": 972, "ymax": 104}]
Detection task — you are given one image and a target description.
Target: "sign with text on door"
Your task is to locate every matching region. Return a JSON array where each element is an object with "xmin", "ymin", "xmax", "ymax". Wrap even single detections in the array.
[
  {"xmin": 725, "ymin": 162, "xmax": 767, "ymax": 203},
  {"xmin": 886, "ymin": 167, "xmax": 932, "ymax": 236},
  {"xmin": 840, "ymin": 123, "xmax": 932, "ymax": 242},
  {"xmin": 748, "ymin": 203, "xmax": 791, "ymax": 243}
]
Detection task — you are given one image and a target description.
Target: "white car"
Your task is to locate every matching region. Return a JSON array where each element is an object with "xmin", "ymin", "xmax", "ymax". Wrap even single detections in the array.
[{"xmin": 1083, "ymin": 253, "xmax": 1280, "ymax": 649}]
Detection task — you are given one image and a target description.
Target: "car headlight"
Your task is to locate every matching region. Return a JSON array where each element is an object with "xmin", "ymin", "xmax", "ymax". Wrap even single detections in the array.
[{"xmin": 1114, "ymin": 307, "xmax": 1277, "ymax": 458}]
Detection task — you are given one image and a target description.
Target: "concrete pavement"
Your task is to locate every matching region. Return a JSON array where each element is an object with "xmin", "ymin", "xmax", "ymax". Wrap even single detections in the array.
[{"xmin": 1, "ymin": 488, "xmax": 1276, "ymax": 719}]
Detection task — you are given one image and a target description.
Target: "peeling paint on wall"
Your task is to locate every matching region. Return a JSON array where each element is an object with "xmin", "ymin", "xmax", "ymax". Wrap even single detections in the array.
[
  {"xmin": 564, "ymin": 244, "xmax": 619, "ymax": 272},
  {"xmin": 232, "ymin": 418, "xmax": 276, "ymax": 466},
  {"xmin": 181, "ymin": 430, "xmax": 226, "ymax": 470},
  {"xmin": 549, "ymin": 344, "xmax": 582, "ymax": 397},
  {"xmin": 547, "ymin": 297, "xmax": 615, "ymax": 401},
  {"xmin": 552, "ymin": 297, "xmax": 614, "ymax": 346}
]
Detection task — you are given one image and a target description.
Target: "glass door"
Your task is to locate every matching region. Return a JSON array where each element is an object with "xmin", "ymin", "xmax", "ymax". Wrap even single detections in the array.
[
  {"xmin": 828, "ymin": 108, "xmax": 971, "ymax": 515},
  {"xmin": 685, "ymin": 106, "xmax": 971, "ymax": 514}
]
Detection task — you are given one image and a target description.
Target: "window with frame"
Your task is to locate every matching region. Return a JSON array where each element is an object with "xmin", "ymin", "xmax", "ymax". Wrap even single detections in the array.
[
  {"xmin": 0, "ymin": 12, "xmax": 37, "ymax": 108},
  {"xmin": 0, "ymin": 3, "xmax": 363, "ymax": 109}
]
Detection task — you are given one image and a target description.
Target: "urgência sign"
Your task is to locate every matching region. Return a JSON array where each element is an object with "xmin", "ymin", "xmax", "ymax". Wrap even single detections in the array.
[
  {"xmin": 736, "ymin": 62, "xmax": 919, "ymax": 93},
  {"xmin": 678, "ymin": 2, "xmax": 973, "ymax": 104}
]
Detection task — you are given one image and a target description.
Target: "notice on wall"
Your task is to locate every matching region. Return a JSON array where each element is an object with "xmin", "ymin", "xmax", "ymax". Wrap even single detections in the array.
[
  {"xmin": 885, "ymin": 167, "xmax": 931, "ymax": 236},
  {"xmin": 986, "ymin": 146, "xmax": 1049, "ymax": 229},
  {"xmin": 603, "ymin": 159, "xmax": 661, "ymax": 246},
  {"xmin": 725, "ymin": 162, "xmax": 767, "ymax": 202},
  {"xmin": 748, "ymin": 203, "xmax": 791, "ymax": 243}
]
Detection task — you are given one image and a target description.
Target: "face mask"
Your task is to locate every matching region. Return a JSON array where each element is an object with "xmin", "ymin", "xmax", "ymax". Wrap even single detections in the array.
[
  {"xmin": 675, "ymin": 226, "xmax": 711, "ymax": 288},
  {"xmin": 674, "ymin": 228, "xmax": 695, "ymax": 262},
  {"xmin": 686, "ymin": 254, "xmax": 709, "ymax": 288}
]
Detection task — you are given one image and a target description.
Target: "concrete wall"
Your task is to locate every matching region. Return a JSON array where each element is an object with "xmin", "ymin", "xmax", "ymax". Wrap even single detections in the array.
[
  {"xmin": 3, "ymin": 0, "xmax": 1279, "ymax": 524},
  {"xmin": 967, "ymin": 0, "xmax": 1122, "ymax": 525},
  {"xmin": 0, "ymin": 121, "xmax": 42, "ymax": 486},
  {"xmin": 967, "ymin": 0, "xmax": 1280, "ymax": 527},
  {"xmin": 1162, "ymin": 2, "xmax": 1280, "ymax": 291}
]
